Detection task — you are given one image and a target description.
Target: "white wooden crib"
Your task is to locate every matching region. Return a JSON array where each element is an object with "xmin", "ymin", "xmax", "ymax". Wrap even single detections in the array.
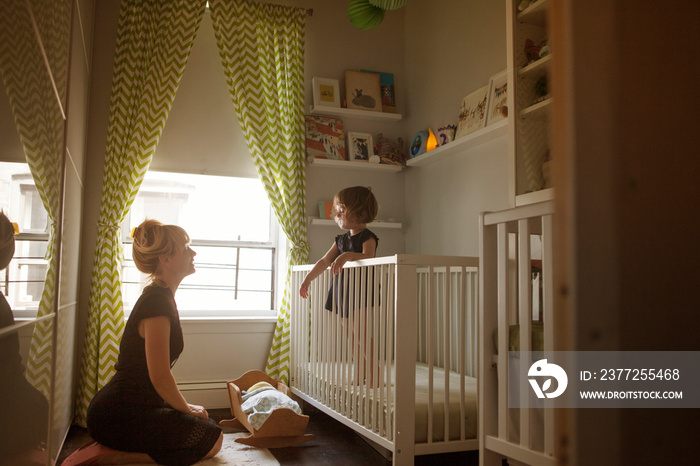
[
  {"xmin": 289, "ymin": 255, "xmax": 479, "ymax": 465},
  {"xmin": 479, "ymin": 200, "xmax": 556, "ymax": 466}
]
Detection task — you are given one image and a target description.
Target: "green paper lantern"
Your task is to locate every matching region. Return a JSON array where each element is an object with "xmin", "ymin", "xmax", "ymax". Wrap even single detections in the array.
[
  {"xmin": 369, "ymin": 0, "xmax": 409, "ymax": 10},
  {"xmin": 348, "ymin": 0, "xmax": 385, "ymax": 30}
]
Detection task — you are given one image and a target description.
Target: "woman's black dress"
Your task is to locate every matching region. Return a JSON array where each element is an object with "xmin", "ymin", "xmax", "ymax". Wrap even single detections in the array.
[
  {"xmin": 86, "ymin": 285, "xmax": 221, "ymax": 466},
  {"xmin": 0, "ymin": 293, "xmax": 48, "ymax": 459}
]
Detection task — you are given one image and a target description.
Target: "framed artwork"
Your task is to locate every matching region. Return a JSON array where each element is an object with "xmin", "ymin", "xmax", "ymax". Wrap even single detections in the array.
[
  {"xmin": 485, "ymin": 70, "xmax": 508, "ymax": 126},
  {"xmin": 455, "ymin": 85, "xmax": 489, "ymax": 139},
  {"xmin": 345, "ymin": 70, "xmax": 382, "ymax": 112},
  {"xmin": 360, "ymin": 69, "xmax": 396, "ymax": 113},
  {"xmin": 347, "ymin": 132, "xmax": 374, "ymax": 160},
  {"xmin": 305, "ymin": 115, "xmax": 345, "ymax": 160},
  {"xmin": 312, "ymin": 77, "xmax": 340, "ymax": 108},
  {"xmin": 409, "ymin": 130, "xmax": 429, "ymax": 158}
]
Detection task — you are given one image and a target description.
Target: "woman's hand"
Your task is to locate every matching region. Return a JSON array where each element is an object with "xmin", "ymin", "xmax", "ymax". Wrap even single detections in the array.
[{"xmin": 188, "ymin": 403, "xmax": 209, "ymax": 420}]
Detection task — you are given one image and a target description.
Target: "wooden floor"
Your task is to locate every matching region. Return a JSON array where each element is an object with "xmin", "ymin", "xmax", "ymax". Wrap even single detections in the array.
[{"xmin": 58, "ymin": 404, "xmax": 478, "ymax": 465}]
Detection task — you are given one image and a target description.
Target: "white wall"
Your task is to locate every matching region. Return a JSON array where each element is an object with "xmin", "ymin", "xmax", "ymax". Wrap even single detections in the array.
[
  {"xmin": 402, "ymin": 0, "xmax": 509, "ymax": 257},
  {"xmin": 300, "ymin": 0, "xmax": 408, "ymax": 262}
]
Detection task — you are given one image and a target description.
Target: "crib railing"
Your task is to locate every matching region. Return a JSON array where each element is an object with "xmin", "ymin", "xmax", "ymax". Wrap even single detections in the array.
[
  {"xmin": 479, "ymin": 200, "xmax": 556, "ymax": 466},
  {"xmin": 290, "ymin": 254, "xmax": 479, "ymax": 464}
]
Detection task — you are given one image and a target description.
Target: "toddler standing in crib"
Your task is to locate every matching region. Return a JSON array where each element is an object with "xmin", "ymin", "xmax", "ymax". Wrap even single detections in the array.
[{"xmin": 299, "ymin": 186, "xmax": 379, "ymax": 383}]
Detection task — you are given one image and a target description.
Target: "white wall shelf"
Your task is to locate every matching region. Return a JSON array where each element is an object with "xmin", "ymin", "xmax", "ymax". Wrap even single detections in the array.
[
  {"xmin": 307, "ymin": 157, "xmax": 403, "ymax": 172},
  {"xmin": 405, "ymin": 119, "xmax": 508, "ymax": 167},
  {"xmin": 520, "ymin": 98, "xmax": 551, "ymax": 118},
  {"xmin": 309, "ymin": 218, "xmax": 403, "ymax": 229},
  {"xmin": 308, "ymin": 105, "xmax": 403, "ymax": 122},
  {"xmin": 518, "ymin": 54, "xmax": 551, "ymax": 76},
  {"xmin": 517, "ymin": 0, "xmax": 548, "ymax": 27}
]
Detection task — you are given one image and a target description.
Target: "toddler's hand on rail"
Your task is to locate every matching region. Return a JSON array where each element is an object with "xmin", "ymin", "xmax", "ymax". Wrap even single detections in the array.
[{"xmin": 331, "ymin": 254, "xmax": 348, "ymax": 274}]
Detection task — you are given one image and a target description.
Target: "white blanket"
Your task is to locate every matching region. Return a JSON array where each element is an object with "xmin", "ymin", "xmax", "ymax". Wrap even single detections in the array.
[{"xmin": 240, "ymin": 387, "xmax": 302, "ymax": 430}]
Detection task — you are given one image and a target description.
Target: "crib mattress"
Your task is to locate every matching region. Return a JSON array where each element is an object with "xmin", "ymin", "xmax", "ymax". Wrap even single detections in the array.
[
  {"xmin": 413, "ymin": 363, "xmax": 477, "ymax": 443},
  {"xmin": 296, "ymin": 362, "xmax": 477, "ymax": 443}
]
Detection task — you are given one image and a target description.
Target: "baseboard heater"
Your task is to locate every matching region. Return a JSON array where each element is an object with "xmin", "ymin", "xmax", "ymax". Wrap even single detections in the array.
[
  {"xmin": 178, "ymin": 381, "xmax": 228, "ymax": 391},
  {"xmin": 178, "ymin": 381, "xmax": 230, "ymax": 409}
]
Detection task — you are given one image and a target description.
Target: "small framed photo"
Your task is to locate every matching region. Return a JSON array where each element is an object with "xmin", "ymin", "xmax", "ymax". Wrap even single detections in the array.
[
  {"xmin": 455, "ymin": 85, "xmax": 489, "ymax": 139},
  {"xmin": 312, "ymin": 77, "xmax": 340, "ymax": 108},
  {"xmin": 345, "ymin": 70, "xmax": 382, "ymax": 112},
  {"xmin": 347, "ymin": 132, "xmax": 374, "ymax": 160},
  {"xmin": 485, "ymin": 70, "xmax": 508, "ymax": 126}
]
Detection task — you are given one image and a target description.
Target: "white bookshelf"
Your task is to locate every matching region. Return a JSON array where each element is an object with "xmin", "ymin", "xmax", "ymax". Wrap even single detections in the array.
[{"xmin": 406, "ymin": 119, "xmax": 508, "ymax": 167}]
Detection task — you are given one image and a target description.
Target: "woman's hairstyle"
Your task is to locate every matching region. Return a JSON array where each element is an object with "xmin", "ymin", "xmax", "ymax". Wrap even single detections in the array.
[
  {"xmin": 0, "ymin": 212, "xmax": 16, "ymax": 270},
  {"xmin": 131, "ymin": 219, "xmax": 190, "ymax": 280},
  {"xmin": 333, "ymin": 186, "xmax": 379, "ymax": 224}
]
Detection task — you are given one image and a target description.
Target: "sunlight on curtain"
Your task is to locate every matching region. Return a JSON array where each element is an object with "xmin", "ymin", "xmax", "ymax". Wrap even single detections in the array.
[
  {"xmin": 74, "ymin": 0, "xmax": 207, "ymax": 426},
  {"xmin": 209, "ymin": 0, "xmax": 308, "ymax": 384}
]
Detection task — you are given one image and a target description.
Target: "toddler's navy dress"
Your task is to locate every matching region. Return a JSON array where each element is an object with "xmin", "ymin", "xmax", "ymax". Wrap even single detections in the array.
[
  {"xmin": 87, "ymin": 285, "xmax": 221, "ymax": 466},
  {"xmin": 325, "ymin": 229, "xmax": 379, "ymax": 316}
]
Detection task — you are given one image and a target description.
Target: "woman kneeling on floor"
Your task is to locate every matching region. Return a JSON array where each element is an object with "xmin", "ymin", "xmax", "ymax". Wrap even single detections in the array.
[{"xmin": 67, "ymin": 219, "xmax": 223, "ymax": 465}]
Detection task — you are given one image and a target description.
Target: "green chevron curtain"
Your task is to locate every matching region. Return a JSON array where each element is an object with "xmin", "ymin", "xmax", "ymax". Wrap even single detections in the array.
[
  {"xmin": 209, "ymin": 0, "xmax": 308, "ymax": 384},
  {"xmin": 0, "ymin": 0, "xmax": 71, "ymax": 397},
  {"xmin": 74, "ymin": 0, "xmax": 206, "ymax": 426}
]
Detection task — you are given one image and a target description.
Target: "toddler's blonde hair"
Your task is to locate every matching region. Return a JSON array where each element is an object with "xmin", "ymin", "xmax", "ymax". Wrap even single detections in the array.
[{"xmin": 332, "ymin": 186, "xmax": 379, "ymax": 224}]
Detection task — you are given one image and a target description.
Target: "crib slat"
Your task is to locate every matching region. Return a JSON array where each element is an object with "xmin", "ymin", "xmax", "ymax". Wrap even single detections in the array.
[
  {"xmin": 427, "ymin": 266, "xmax": 434, "ymax": 444},
  {"xmin": 542, "ymin": 213, "xmax": 555, "ymax": 456},
  {"xmin": 497, "ymin": 223, "xmax": 508, "ymax": 441},
  {"xmin": 386, "ymin": 264, "xmax": 395, "ymax": 442},
  {"xmin": 518, "ymin": 218, "xmax": 532, "ymax": 449},
  {"xmin": 444, "ymin": 267, "xmax": 451, "ymax": 442},
  {"xmin": 460, "ymin": 267, "xmax": 467, "ymax": 440}
]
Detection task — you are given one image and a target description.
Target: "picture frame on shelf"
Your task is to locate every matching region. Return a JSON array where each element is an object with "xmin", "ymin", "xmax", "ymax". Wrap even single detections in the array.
[
  {"xmin": 455, "ymin": 85, "xmax": 489, "ymax": 139},
  {"xmin": 347, "ymin": 132, "xmax": 374, "ymax": 160},
  {"xmin": 312, "ymin": 77, "xmax": 341, "ymax": 108},
  {"xmin": 345, "ymin": 70, "xmax": 382, "ymax": 112},
  {"xmin": 305, "ymin": 115, "xmax": 345, "ymax": 160},
  {"xmin": 485, "ymin": 70, "xmax": 508, "ymax": 126},
  {"xmin": 360, "ymin": 69, "xmax": 396, "ymax": 113}
]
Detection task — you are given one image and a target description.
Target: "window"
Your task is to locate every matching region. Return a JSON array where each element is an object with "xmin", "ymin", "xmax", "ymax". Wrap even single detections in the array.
[
  {"xmin": 0, "ymin": 162, "xmax": 50, "ymax": 318},
  {"xmin": 121, "ymin": 171, "xmax": 280, "ymax": 318}
]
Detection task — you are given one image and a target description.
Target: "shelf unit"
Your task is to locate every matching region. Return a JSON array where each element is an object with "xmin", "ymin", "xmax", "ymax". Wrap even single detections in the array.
[
  {"xmin": 507, "ymin": 0, "xmax": 555, "ymax": 206},
  {"xmin": 308, "ymin": 105, "xmax": 402, "ymax": 122},
  {"xmin": 309, "ymin": 218, "xmax": 403, "ymax": 229},
  {"xmin": 306, "ymin": 103, "xmax": 405, "ymax": 230},
  {"xmin": 406, "ymin": 119, "xmax": 508, "ymax": 167},
  {"xmin": 306, "ymin": 157, "xmax": 402, "ymax": 172}
]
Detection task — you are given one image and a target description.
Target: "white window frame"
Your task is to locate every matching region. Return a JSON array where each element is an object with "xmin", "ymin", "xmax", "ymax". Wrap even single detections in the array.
[
  {"xmin": 0, "ymin": 163, "xmax": 50, "ymax": 319},
  {"xmin": 120, "ymin": 171, "xmax": 283, "ymax": 319}
]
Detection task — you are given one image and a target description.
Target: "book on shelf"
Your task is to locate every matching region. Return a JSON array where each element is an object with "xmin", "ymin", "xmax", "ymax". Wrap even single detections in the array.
[{"xmin": 318, "ymin": 201, "xmax": 334, "ymax": 219}]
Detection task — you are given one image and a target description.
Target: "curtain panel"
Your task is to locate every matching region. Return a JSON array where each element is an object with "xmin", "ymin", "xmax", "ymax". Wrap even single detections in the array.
[
  {"xmin": 74, "ymin": 0, "xmax": 206, "ymax": 426},
  {"xmin": 209, "ymin": 0, "xmax": 308, "ymax": 384},
  {"xmin": 0, "ymin": 0, "xmax": 71, "ymax": 396}
]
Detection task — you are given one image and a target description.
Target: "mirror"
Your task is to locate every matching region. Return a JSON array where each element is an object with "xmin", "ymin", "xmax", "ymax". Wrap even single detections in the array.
[{"xmin": 0, "ymin": 0, "xmax": 72, "ymax": 463}]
